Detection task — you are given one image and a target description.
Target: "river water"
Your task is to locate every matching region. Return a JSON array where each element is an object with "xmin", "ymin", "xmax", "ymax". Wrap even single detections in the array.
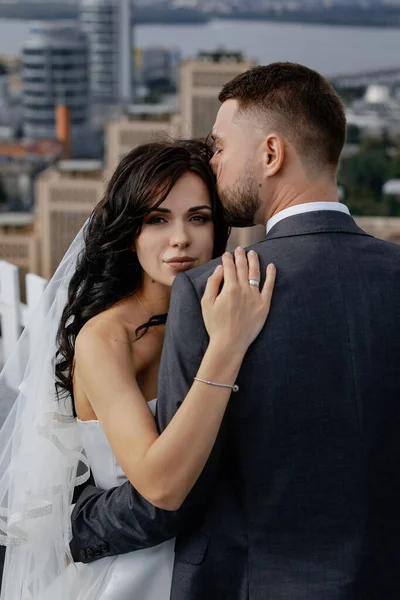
[{"xmin": 0, "ymin": 18, "xmax": 399, "ymax": 76}]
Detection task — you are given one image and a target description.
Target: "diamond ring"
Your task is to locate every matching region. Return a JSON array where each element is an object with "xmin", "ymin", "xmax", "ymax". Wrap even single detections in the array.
[{"xmin": 248, "ymin": 279, "xmax": 259, "ymax": 287}]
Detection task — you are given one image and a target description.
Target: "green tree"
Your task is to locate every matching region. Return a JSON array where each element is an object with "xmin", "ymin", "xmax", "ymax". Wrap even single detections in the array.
[
  {"xmin": 340, "ymin": 147, "xmax": 390, "ymax": 200},
  {"xmin": 334, "ymin": 85, "xmax": 366, "ymax": 104},
  {"xmin": 345, "ymin": 186, "xmax": 388, "ymax": 216},
  {"xmin": 0, "ymin": 176, "xmax": 7, "ymax": 206},
  {"xmin": 338, "ymin": 136, "xmax": 395, "ymax": 215},
  {"xmin": 346, "ymin": 124, "xmax": 361, "ymax": 145},
  {"xmin": 388, "ymin": 151, "xmax": 400, "ymax": 179}
]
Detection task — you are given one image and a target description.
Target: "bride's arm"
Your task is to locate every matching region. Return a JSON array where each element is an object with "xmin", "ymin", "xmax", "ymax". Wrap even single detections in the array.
[{"xmin": 74, "ymin": 250, "xmax": 275, "ymax": 511}]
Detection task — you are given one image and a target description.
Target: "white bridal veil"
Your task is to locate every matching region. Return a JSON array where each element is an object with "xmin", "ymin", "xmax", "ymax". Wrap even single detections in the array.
[{"xmin": 0, "ymin": 226, "xmax": 90, "ymax": 599}]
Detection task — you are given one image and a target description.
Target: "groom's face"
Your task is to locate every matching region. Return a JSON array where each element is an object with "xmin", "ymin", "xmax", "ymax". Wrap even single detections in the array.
[{"xmin": 210, "ymin": 99, "xmax": 262, "ymax": 227}]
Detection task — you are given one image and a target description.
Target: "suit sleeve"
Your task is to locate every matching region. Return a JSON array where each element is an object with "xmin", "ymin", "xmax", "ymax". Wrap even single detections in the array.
[{"xmin": 69, "ymin": 271, "xmax": 225, "ymax": 563}]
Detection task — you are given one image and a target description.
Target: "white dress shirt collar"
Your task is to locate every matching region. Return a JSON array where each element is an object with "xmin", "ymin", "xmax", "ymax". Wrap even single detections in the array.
[{"xmin": 266, "ymin": 202, "xmax": 350, "ymax": 234}]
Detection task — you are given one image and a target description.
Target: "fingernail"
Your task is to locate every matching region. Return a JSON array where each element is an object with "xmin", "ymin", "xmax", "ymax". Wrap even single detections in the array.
[
  {"xmin": 214, "ymin": 264, "xmax": 223, "ymax": 273},
  {"xmin": 223, "ymin": 252, "xmax": 231, "ymax": 258},
  {"xmin": 268, "ymin": 263, "xmax": 276, "ymax": 270},
  {"xmin": 249, "ymin": 250, "xmax": 256, "ymax": 256},
  {"xmin": 235, "ymin": 246, "xmax": 244, "ymax": 252}
]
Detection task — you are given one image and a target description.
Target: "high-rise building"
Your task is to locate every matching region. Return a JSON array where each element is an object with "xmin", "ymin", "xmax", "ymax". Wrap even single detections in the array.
[
  {"xmin": 79, "ymin": 0, "xmax": 134, "ymax": 104},
  {"xmin": 106, "ymin": 104, "xmax": 182, "ymax": 169},
  {"xmin": 35, "ymin": 159, "xmax": 104, "ymax": 279},
  {"xmin": 0, "ymin": 63, "xmax": 9, "ymax": 124},
  {"xmin": 22, "ymin": 22, "xmax": 90, "ymax": 143},
  {"xmin": 178, "ymin": 49, "xmax": 257, "ymax": 248},
  {"xmin": 137, "ymin": 46, "xmax": 181, "ymax": 90},
  {"xmin": 179, "ymin": 50, "xmax": 254, "ymax": 139}
]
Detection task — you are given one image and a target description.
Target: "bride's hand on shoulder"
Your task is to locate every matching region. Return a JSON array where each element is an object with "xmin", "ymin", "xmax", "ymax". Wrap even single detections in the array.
[{"xmin": 201, "ymin": 248, "xmax": 276, "ymax": 355}]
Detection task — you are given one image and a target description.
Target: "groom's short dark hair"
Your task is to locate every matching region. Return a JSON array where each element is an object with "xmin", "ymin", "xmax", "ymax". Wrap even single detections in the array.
[{"xmin": 219, "ymin": 62, "xmax": 346, "ymax": 170}]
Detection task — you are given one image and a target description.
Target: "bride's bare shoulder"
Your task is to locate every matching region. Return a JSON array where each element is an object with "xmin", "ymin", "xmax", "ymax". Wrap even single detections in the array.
[{"xmin": 74, "ymin": 308, "xmax": 132, "ymax": 361}]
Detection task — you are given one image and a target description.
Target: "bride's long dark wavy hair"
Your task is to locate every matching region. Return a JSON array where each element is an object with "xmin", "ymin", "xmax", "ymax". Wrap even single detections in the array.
[{"xmin": 55, "ymin": 139, "xmax": 229, "ymax": 410}]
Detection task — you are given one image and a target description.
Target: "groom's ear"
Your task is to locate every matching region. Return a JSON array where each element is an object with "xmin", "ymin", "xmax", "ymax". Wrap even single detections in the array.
[{"xmin": 263, "ymin": 134, "xmax": 284, "ymax": 178}]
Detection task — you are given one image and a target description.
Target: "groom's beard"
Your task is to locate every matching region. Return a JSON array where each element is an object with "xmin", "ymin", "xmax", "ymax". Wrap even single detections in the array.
[{"xmin": 218, "ymin": 170, "xmax": 261, "ymax": 228}]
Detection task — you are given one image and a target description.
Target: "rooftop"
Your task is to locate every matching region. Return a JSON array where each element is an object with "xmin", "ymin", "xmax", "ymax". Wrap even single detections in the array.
[
  {"xmin": 57, "ymin": 159, "xmax": 103, "ymax": 173},
  {"xmin": 196, "ymin": 49, "xmax": 244, "ymax": 63},
  {"xmin": 0, "ymin": 212, "xmax": 34, "ymax": 227},
  {"xmin": 126, "ymin": 104, "xmax": 177, "ymax": 117},
  {"xmin": 0, "ymin": 139, "xmax": 63, "ymax": 159}
]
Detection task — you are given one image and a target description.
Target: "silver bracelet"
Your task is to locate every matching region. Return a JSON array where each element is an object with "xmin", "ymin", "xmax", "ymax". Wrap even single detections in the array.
[{"xmin": 194, "ymin": 377, "xmax": 239, "ymax": 393}]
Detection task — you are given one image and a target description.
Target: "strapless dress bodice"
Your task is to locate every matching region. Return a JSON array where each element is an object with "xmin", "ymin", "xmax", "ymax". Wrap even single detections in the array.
[
  {"xmin": 77, "ymin": 399, "xmax": 158, "ymax": 490},
  {"xmin": 70, "ymin": 399, "xmax": 174, "ymax": 600}
]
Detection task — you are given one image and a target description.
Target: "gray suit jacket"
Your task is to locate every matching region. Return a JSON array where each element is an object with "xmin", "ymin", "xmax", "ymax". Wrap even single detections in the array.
[{"xmin": 70, "ymin": 211, "xmax": 400, "ymax": 599}]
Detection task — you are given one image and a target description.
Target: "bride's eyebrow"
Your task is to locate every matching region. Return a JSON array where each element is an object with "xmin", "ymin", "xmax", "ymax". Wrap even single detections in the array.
[
  {"xmin": 188, "ymin": 206, "xmax": 212, "ymax": 213},
  {"xmin": 148, "ymin": 206, "xmax": 212, "ymax": 215},
  {"xmin": 148, "ymin": 207, "xmax": 171, "ymax": 214}
]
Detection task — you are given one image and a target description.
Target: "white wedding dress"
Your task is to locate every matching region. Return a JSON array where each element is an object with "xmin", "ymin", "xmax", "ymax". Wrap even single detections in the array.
[{"xmin": 67, "ymin": 399, "xmax": 175, "ymax": 600}]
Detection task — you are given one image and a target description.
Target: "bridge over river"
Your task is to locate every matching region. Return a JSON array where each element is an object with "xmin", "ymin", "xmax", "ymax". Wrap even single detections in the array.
[{"xmin": 331, "ymin": 67, "xmax": 400, "ymax": 88}]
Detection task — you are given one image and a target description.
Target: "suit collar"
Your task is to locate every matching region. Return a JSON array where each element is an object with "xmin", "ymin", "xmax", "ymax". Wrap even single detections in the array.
[
  {"xmin": 266, "ymin": 202, "xmax": 350, "ymax": 234},
  {"xmin": 264, "ymin": 210, "xmax": 371, "ymax": 241}
]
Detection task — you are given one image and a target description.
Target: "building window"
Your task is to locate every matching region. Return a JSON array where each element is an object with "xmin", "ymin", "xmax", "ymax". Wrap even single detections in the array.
[
  {"xmin": 24, "ymin": 77, "xmax": 45, "ymax": 84},
  {"xmin": 24, "ymin": 90, "xmax": 46, "ymax": 98},
  {"xmin": 24, "ymin": 63, "xmax": 45, "ymax": 71},
  {"xmin": 27, "ymin": 117, "xmax": 55, "ymax": 125},
  {"xmin": 24, "ymin": 103, "xmax": 55, "ymax": 111},
  {"xmin": 51, "ymin": 49, "xmax": 87, "ymax": 57},
  {"xmin": 23, "ymin": 49, "xmax": 45, "ymax": 56}
]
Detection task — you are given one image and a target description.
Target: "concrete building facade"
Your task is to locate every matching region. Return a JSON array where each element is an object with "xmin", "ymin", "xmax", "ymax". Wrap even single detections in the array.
[
  {"xmin": 22, "ymin": 21, "xmax": 89, "ymax": 141},
  {"xmin": 137, "ymin": 46, "xmax": 181, "ymax": 90},
  {"xmin": 106, "ymin": 104, "xmax": 182, "ymax": 169},
  {"xmin": 35, "ymin": 159, "xmax": 104, "ymax": 279},
  {"xmin": 0, "ymin": 214, "xmax": 40, "ymax": 297},
  {"xmin": 179, "ymin": 50, "xmax": 254, "ymax": 139}
]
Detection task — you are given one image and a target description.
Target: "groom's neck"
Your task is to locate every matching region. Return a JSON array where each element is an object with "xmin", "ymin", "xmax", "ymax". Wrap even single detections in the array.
[{"xmin": 258, "ymin": 175, "xmax": 339, "ymax": 225}]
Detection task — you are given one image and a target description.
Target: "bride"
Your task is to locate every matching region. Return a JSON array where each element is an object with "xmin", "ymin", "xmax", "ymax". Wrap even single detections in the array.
[{"xmin": 0, "ymin": 139, "xmax": 276, "ymax": 599}]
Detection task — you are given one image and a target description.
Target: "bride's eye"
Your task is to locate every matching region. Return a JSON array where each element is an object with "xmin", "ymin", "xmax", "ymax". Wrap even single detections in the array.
[
  {"xmin": 148, "ymin": 216, "xmax": 166, "ymax": 225},
  {"xmin": 189, "ymin": 215, "xmax": 209, "ymax": 223}
]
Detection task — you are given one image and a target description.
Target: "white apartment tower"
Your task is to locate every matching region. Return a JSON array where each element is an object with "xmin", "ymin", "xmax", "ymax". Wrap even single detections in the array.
[{"xmin": 79, "ymin": 0, "xmax": 134, "ymax": 104}]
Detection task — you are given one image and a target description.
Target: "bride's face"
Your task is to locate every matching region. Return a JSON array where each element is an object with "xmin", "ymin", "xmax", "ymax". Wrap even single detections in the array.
[{"xmin": 135, "ymin": 172, "xmax": 215, "ymax": 288}]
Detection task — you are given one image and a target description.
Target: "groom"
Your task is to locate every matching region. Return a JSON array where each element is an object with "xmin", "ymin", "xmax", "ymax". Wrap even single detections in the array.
[{"xmin": 70, "ymin": 63, "xmax": 400, "ymax": 598}]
